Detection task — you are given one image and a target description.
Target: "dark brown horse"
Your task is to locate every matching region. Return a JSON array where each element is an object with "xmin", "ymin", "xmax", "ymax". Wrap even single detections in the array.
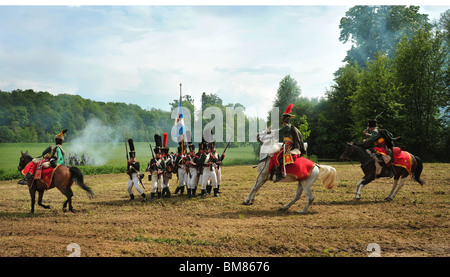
[
  {"xmin": 18, "ymin": 151, "xmax": 94, "ymax": 213},
  {"xmin": 340, "ymin": 142, "xmax": 424, "ymax": 201}
]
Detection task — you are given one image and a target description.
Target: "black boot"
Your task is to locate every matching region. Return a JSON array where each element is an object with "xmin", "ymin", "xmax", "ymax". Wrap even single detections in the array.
[
  {"xmin": 187, "ymin": 188, "xmax": 192, "ymax": 198},
  {"xmin": 18, "ymin": 173, "xmax": 32, "ymax": 185},
  {"xmin": 213, "ymin": 188, "xmax": 219, "ymax": 197},
  {"xmin": 141, "ymin": 193, "xmax": 148, "ymax": 202},
  {"xmin": 216, "ymin": 185, "xmax": 221, "ymax": 193},
  {"xmin": 128, "ymin": 193, "xmax": 135, "ymax": 201},
  {"xmin": 179, "ymin": 186, "xmax": 185, "ymax": 196},
  {"xmin": 157, "ymin": 192, "xmax": 162, "ymax": 199},
  {"xmin": 206, "ymin": 185, "xmax": 212, "ymax": 194},
  {"xmin": 274, "ymin": 166, "xmax": 283, "ymax": 183},
  {"xmin": 201, "ymin": 189, "xmax": 207, "ymax": 199},
  {"xmin": 192, "ymin": 187, "xmax": 197, "ymax": 197},
  {"xmin": 174, "ymin": 186, "xmax": 180, "ymax": 194},
  {"xmin": 150, "ymin": 192, "xmax": 156, "ymax": 202},
  {"xmin": 163, "ymin": 187, "xmax": 171, "ymax": 198}
]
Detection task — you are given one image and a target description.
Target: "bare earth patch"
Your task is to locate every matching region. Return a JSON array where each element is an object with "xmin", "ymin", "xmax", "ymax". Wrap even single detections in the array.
[{"xmin": 0, "ymin": 163, "xmax": 448, "ymax": 257}]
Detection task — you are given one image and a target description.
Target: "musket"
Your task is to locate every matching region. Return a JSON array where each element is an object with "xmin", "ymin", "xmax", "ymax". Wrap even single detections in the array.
[
  {"xmin": 220, "ymin": 136, "xmax": 233, "ymax": 160},
  {"xmin": 149, "ymin": 142, "xmax": 155, "ymax": 160}
]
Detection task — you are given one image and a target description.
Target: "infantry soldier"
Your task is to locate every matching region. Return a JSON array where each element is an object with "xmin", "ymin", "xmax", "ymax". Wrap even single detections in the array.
[
  {"xmin": 196, "ymin": 140, "xmax": 206, "ymax": 194},
  {"xmin": 186, "ymin": 142, "xmax": 200, "ymax": 198},
  {"xmin": 147, "ymin": 134, "xmax": 166, "ymax": 201},
  {"xmin": 173, "ymin": 141, "xmax": 187, "ymax": 196},
  {"xmin": 18, "ymin": 129, "xmax": 67, "ymax": 185},
  {"xmin": 126, "ymin": 139, "xmax": 147, "ymax": 202},
  {"xmin": 161, "ymin": 133, "xmax": 172, "ymax": 198},
  {"xmin": 211, "ymin": 143, "xmax": 225, "ymax": 194},
  {"xmin": 200, "ymin": 141, "xmax": 219, "ymax": 198}
]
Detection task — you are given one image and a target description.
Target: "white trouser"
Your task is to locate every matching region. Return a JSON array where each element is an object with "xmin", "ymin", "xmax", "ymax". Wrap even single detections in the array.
[
  {"xmin": 216, "ymin": 167, "xmax": 221, "ymax": 187},
  {"xmin": 187, "ymin": 168, "xmax": 198, "ymax": 189},
  {"xmin": 201, "ymin": 168, "xmax": 217, "ymax": 189},
  {"xmin": 163, "ymin": 172, "xmax": 171, "ymax": 188},
  {"xmin": 127, "ymin": 173, "xmax": 144, "ymax": 195},
  {"xmin": 177, "ymin": 167, "xmax": 187, "ymax": 187},
  {"xmin": 151, "ymin": 171, "xmax": 163, "ymax": 193}
]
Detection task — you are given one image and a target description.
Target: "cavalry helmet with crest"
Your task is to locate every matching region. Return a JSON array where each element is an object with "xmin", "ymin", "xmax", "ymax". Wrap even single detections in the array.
[
  {"xmin": 282, "ymin": 103, "xmax": 295, "ymax": 124},
  {"xmin": 55, "ymin": 129, "xmax": 67, "ymax": 144}
]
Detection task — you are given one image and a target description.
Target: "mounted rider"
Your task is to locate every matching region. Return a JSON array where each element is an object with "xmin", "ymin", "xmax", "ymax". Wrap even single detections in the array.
[
  {"xmin": 362, "ymin": 119, "xmax": 396, "ymax": 177},
  {"xmin": 18, "ymin": 129, "xmax": 67, "ymax": 185},
  {"xmin": 269, "ymin": 103, "xmax": 306, "ymax": 183}
]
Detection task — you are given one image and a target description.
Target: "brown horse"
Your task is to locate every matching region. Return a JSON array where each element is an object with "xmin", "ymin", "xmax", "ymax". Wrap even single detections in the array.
[
  {"xmin": 18, "ymin": 151, "xmax": 94, "ymax": 213},
  {"xmin": 340, "ymin": 142, "xmax": 424, "ymax": 201}
]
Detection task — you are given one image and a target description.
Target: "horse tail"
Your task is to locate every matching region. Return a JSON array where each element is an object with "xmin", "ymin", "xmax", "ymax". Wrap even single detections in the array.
[
  {"xmin": 69, "ymin": 167, "xmax": 94, "ymax": 198},
  {"xmin": 412, "ymin": 156, "xmax": 425, "ymax": 186},
  {"xmin": 317, "ymin": 164, "xmax": 338, "ymax": 190}
]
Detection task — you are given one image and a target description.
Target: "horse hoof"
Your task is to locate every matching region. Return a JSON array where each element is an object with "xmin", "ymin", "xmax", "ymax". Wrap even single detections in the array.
[
  {"xmin": 355, "ymin": 198, "xmax": 361, "ymax": 201},
  {"xmin": 384, "ymin": 197, "xmax": 392, "ymax": 202},
  {"xmin": 242, "ymin": 201, "xmax": 253, "ymax": 206}
]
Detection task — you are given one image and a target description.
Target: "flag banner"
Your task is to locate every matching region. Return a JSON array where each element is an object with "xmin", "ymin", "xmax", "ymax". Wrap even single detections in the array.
[{"xmin": 175, "ymin": 84, "xmax": 185, "ymax": 138}]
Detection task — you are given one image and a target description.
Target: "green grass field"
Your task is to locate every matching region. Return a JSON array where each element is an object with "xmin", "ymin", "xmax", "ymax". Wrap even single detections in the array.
[{"xmin": 0, "ymin": 142, "xmax": 258, "ymax": 180}]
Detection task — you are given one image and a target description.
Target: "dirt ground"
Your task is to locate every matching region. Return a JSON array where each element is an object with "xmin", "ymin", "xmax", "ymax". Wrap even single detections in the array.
[{"xmin": 0, "ymin": 163, "xmax": 448, "ymax": 257}]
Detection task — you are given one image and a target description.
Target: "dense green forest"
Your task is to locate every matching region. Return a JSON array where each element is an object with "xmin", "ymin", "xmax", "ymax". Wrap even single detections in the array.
[{"xmin": 0, "ymin": 6, "xmax": 449, "ymax": 161}]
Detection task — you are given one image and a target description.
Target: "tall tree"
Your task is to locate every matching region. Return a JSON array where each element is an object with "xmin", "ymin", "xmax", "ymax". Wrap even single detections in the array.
[
  {"xmin": 394, "ymin": 26, "xmax": 447, "ymax": 158},
  {"xmin": 339, "ymin": 5, "xmax": 429, "ymax": 67},
  {"xmin": 350, "ymin": 53, "xmax": 401, "ymax": 138},
  {"xmin": 270, "ymin": 75, "xmax": 302, "ymax": 123}
]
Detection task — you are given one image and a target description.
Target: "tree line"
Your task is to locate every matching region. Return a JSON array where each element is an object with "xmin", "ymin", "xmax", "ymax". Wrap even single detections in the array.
[
  {"xmin": 0, "ymin": 6, "xmax": 448, "ymax": 162},
  {"xmin": 273, "ymin": 6, "xmax": 449, "ymax": 162}
]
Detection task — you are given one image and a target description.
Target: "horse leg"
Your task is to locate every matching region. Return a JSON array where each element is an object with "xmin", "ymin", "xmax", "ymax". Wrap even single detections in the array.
[
  {"xmin": 385, "ymin": 178, "xmax": 399, "ymax": 201},
  {"xmin": 355, "ymin": 179, "xmax": 365, "ymax": 201},
  {"xmin": 29, "ymin": 185, "xmax": 36, "ymax": 213},
  {"xmin": 37, "ymin": 190, "xmax": 51, "ymax": 209},
  {"xmin": 297, "ymin": 182, "xmax": 315, "ymax": 214},
  {"xmin": 386, "ymin": 177, "xmax": 406, "ymax": 201},
  {"xmin": 280, "ymin": 183, "xmax": 303, "ymax": 211},
  {"xmin": 243, "ymin": 160, "xmax": 269, "ymax": 205},
  {"xmin": 243, "ymin": 178, "xmax": 267, "ymax": 205},
  {"xmin": 63, "ymin": 187, "xmax": 74, "ymax": 213}
]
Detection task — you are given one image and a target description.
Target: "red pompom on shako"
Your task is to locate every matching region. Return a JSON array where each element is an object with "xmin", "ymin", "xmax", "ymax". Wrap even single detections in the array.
[{"xmin": 163, "ymin": 132, "xmax": 168, "ymax": 148}]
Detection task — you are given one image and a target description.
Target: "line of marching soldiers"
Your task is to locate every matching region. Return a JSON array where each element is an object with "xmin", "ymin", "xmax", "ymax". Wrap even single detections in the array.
[{"xmin": 125, "ymin": 133, "xmax": 225, "ymax": 202}]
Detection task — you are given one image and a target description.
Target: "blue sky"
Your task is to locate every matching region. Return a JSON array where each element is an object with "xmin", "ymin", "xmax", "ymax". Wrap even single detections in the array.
[{"xmin": 0, "ymin": 3, "xmax": 448, "ymax": 118}]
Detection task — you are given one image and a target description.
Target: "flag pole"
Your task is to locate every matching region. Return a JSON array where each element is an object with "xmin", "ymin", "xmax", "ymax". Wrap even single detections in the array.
[{"xmin": 179, "ymin": 83, "xmax": 184, "ymax": 155}]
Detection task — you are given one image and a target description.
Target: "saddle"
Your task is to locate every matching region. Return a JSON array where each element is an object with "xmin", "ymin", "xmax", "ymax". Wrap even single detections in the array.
[{"xmin": 35, "ymin": 161, "xmax": 60, "ymax": 188}]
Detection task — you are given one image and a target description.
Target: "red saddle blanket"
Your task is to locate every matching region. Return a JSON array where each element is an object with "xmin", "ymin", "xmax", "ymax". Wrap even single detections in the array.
[
  {"xmin": 22, "ymin": 161, "xmax": 60, "ymax": 188},
  {"xmin": 392, "ymin": 147, "xmax": 413, "ymax": 174},
  {"xmin": 269, "ymin": 155, "xmax": 316, "ymax": 181},
  {"xmin": 35, "ymin": 166, "xmax": 59, "ymax": 187}
]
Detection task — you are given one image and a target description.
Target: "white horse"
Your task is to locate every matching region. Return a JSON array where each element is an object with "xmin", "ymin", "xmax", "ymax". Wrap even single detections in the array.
[{"xmin": 243, "ymin": 129, "xmax": 338, "ymax": 214}]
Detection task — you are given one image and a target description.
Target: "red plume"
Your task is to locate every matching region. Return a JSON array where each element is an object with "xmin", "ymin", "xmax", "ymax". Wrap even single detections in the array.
[
  {"xmin": 284, "ymin": 103, "xmax": 293, "ymax": 115},
  {"xmin": 163, "ymin": 132, "xmax": 168, "ymax": 147}
]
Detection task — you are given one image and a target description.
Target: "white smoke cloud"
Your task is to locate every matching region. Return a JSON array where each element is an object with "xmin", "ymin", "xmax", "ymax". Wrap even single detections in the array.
[{"xmin": 66, "ymin": 118, "xmax": 121, "ymax": 165}]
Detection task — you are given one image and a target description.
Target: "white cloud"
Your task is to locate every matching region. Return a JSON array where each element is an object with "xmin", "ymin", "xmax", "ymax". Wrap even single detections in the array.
[{"xmin": 2, "ymin": 5, "xmax": 447, "ymax": 119}]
